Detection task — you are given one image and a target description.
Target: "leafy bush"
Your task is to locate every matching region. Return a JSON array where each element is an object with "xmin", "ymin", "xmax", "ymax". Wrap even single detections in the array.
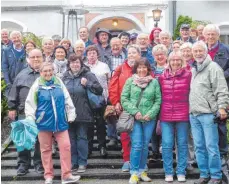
[
  {"xmin": 22, "ymin": 32, "xmax": 42, "ymax": 49},
  {"xmin": 173, "ymin": 15, "xmax": 192, "ymax": 40},
  {"xmin": 1, "ymin": 79, "xmax": 8, "ymax": 121},
  {"xmin": 191, "ymin": 20, "xmax": 211, "ymax": 29}
]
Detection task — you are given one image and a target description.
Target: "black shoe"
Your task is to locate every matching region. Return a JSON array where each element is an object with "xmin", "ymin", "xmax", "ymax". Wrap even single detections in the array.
[
  {"xmin": 100, "ymin": 147, "xmax": 107, "ymax": 158},
  {"xmin": 71, "ymin": 164, "xmax": 78, "ymax": 172},
  {"xmin": 194, "ymin": 177, "xmax": 210, "ymax": 184},
  {"xmin": 34, "ymin": 164, "xmax": 44, "ymax": 174},
  {"xmin": 17, "ymin": 165, "xmax": 29, "ymax": 176},
  {"xmin": 106, "ymin": 139, "xmax": 118, "ymax": 148},
  {"xmin": 208, "ymin": 179, "xmax": 222, "ymax": 184}
]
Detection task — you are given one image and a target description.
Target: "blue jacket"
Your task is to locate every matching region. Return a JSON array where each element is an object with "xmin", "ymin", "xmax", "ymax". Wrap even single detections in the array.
[
  {"xmin": 1, "ymin": 45, "xmax": 26, "ymax": 85},
  {"xmin": 213, "ymin": 42, "xmax": 229, "ymax": 88},
  {"xmin": 25, "ymin": 76, "xmax": 76, "ymax": 132},
  {"xmin": 141, "ymin": 47, "xmax": 155, "ymax": 67}
]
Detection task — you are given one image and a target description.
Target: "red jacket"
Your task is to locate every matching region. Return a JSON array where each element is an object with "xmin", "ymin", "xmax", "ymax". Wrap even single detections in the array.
[
  {"xmin": 109, "ymin": 60, "xmax": 133, "ymax": 105},
  {"xmin": 159, "ymin": 68, "xmax": 192, "ymax": 122}
]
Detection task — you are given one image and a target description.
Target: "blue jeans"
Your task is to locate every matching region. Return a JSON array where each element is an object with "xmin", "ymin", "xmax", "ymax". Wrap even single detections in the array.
[
  {"xmin": 68, "ymin": 122, "xmax": 88, "ymax": 166},
  {"xmin": 130, "ymin": 120, "xmax": 156, "ymax": 175},
  {"xmin": 161, "ymin": 121, "xmax": 189, "ymax": 176},
  {"xmin": 190, "ymin": 113, "xmax": 222, "ymax": 179}
]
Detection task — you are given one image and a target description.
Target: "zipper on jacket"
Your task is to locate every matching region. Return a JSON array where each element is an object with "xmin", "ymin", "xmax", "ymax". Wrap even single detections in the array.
[{"xmin": 49, "ymin": 89, "xmax": 58, "ymax": 132}]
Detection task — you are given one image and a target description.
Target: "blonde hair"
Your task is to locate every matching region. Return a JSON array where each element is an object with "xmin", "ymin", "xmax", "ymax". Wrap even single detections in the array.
[
  {"xmin": 74, "ymin": 39, "xmax": 85, "ymax": 48},
  {"xmin": 59, "ymin": 38, "xmax": 72, "ymax": 46},
  {"xmin": 168, "ymin": 51, "xmax": 186, "ymax": 68},
  {"xmin": 180, "ymin": 42, "xmax": 193, "ymax": 50},
  {"xmin": 152, "ymin": 44, "xmax": 168, "ymax": 55},
  {"xmin": 42, "ymin": 37, "xmax": 54, "ymax": 46},
  {"xmin": 40, "ymin": 62, "xmax": 54, "ymax": 72}
]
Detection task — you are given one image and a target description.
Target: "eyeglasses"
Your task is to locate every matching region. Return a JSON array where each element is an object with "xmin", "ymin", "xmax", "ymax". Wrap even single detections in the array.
[{"xmin": 29, "ymin": 56, "xmax": 42, "ymax": 59}]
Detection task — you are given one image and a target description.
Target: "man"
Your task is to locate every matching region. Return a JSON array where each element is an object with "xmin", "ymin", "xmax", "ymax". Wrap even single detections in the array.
[
  {"xmin": 189, "ymin": 41, "xmax": 229, "ymax": 184},
  {"xmin": 95, "ymin": 28, "xmax": 112, "ymax": 62},
  {"xmin": 118, "ymin": 32, "xmax": 130, "ymax": 48},
  {"xmin": 104, "ymin": 37, "xmax": 126, "ymax": 148},
  {"xmin": 1, "ymin": 29, "xmax": 12, "ymax": 49},
  {"xmin": 74, "ymin": 39, "xmax": 87, "ymax": 63},
  {"xmin": 2, "ymin": 31, "xmax": 27, "ymax": 97},
  {"xmin": 79, "ymin": 26, "xmax": 93, "ymax": 48},
  {"xmin": 8, "ymin": 49, "xmax": 44, "ymax": 176},
  {"xmin": 203, "ymin": 24, "xmax": 229, "ymax": 168},
  {"xmin": 136, "ymin": 33, "xmax": 154, "ymax": 66},
  {"xmin": 177, "ymin": 24, "xmax": 195, "ymax": 43},
  {"xmin": 51, "ymin": 35, "xmax": 62, "ymax": 48}
]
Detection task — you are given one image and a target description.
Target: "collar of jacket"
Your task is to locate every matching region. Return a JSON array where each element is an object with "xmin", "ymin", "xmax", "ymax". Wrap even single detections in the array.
[
  {"xmin": 63, "ymin": 66, "xmax": 89, "ymax": 79},
  {"xmin": 163, "ymin": 67, "xmax": 186, "ymax": 78},
  {"xmin": 38, "ymin": 76, "xmax": 61, "ymax": 86},
  {"xmin": 193, "ymin": 55, "xmax": 212, "ymax": 73},
  {"xmin": 27, "ymin": 65, "xmax": 40, "ymax": 74}
]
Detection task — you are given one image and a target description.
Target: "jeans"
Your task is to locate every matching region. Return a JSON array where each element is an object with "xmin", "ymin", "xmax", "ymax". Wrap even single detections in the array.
[
  {"xmin": 130, "ymin": 120, "xmax": 156, "ymax": 175},
  {"xmin": 190, "ymin": 113, "xmax": 222, "ymax": 179},
  {"xmin": 69, "ymin": 122, "xmax": 88, "ymax": 166},
  {"xmin": 106, "ymin": 116, "xmax": 118, "ymax": 140},
  {"xmin": 218, "ymin": 122, "xmax": 228, "ymax": 157},
  {"xmin": 17, "ymin": 114, "xmax": 42, "ymax": 168},
  {"xmin": 161, "ymin": 121, "xmax": 189, "ymax": 176}
]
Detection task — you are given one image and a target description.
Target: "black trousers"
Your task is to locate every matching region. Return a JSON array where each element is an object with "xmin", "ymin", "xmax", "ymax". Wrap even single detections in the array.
[{"xmin": 87, "ymin": 108, "xmax": 107, "ymax": 150}]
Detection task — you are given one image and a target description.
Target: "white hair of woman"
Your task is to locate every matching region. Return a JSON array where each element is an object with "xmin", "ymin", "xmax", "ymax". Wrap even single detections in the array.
[
  {"xmin": 10, "ymin": 31, "xmax": 22, "ymax": 39},
  {"xmin": 74, "ymin": 39, "xmax": 85, "ymax": 48},
  {"xmin": 137, "ymin": 33, "xmax": 149, "ymax": 40},
  {"xmin": 152, "ymin": 44, "xmax": 168, "ymax": 55},
  {"xmin": 168, "ymin": 51, "xmax": 186, "ymax": 68},
  {"xmin": 180, "ymin": 42, "xmax": 193, "ymax": 51},
  {"xmin": 127, "ymin": 44, "xmax": 141, "ymax": 54},
  {"xmin": 42, "ymin": 37, "xmax": 54, "ymax": 46},
  {"xmin": 159, "ymin": 31, "xmax": 172, "ymax": 39},
  {"xmin": 203, "ymin": 24, "xmax": 220, "ymax": 36}
]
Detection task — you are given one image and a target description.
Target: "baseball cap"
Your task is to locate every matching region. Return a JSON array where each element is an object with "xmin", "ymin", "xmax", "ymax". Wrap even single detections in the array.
[
  {"xmin": 130, "ymin": 33, "xmax": 138, "ymax": 40},
  {"xmin": 180, "ymin": 24, "xmax": 190, "ymax": 30}
]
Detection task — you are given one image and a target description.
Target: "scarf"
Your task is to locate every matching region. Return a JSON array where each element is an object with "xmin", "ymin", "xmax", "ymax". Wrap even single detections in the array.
[
  {"xmin": 132, "ymin": 74, "xmax": 153, "ymax": 88},
  {"xmin": 53, "ymin": 58, "xmax": 68, "ymax": 77}
]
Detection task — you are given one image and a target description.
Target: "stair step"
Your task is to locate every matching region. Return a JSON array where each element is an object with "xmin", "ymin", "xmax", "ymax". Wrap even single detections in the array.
[{"xmin": 1, "ymin": 168, "xmax": 200, "ymax": 181}]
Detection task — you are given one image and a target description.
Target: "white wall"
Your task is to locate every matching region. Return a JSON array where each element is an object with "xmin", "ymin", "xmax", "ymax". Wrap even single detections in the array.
[{"xmin": 2, "ymin": 11, "xmax": 63, "ymax": 37}]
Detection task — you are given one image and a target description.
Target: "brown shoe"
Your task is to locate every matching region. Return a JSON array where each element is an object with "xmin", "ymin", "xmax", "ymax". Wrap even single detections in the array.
[{"xmin": 194, "ymin": 178, "xmax": 210, "ymax": 184}]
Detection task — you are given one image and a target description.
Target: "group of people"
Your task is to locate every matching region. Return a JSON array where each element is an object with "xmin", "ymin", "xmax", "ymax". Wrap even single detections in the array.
[{"xmin": 1, "ymin": 22, "xmax": 229, "ymax": 184}]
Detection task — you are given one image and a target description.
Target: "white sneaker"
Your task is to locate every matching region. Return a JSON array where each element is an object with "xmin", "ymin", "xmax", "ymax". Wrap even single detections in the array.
[
  {"xmin": 177, "ymin": 175, "xmax": 186, "ymax": 182},
  {"xmin": 45, "ymin": 178, "xmax": 53, "ymax": 184},
  {"xmin": 62, "ymin": 175, "xmax": 81, "ymax": 184},
  {"xmin": 165, "ymin": 175, "xmax": 174, "ymax": 182}
]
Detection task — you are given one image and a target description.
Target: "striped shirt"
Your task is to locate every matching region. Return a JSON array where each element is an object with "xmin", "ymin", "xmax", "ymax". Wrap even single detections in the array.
[{"xmin": 111, "ymin": 52, "xmax": 126, "ymax": 72}]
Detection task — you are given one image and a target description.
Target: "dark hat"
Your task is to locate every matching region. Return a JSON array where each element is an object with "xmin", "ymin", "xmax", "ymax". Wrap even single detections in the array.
[
  {"xmin": 95, "ymin": 28, "xmax": 112, "ymax": 40},
  {"xmin": 180, "ymin": 24, "xmax": 190, "ymax": 30},
  {"xmin": 118, "ymin": 32, "xmax": 130, "ymax": 39},
  {"xmin": 130, "ymin": 33, "xmax": 138, "ymax": 40}
]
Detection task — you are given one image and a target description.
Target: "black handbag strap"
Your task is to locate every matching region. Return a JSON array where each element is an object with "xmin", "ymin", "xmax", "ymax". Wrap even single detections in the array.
[{"xmin": 136, "ymin": 88, "xmax": 145, "ymax": 107}]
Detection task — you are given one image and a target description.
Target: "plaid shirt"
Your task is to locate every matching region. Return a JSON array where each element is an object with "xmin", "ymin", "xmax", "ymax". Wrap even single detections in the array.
[{"xmin": 111, "ymin": 52, "xmax": 126, "ymax": 72}]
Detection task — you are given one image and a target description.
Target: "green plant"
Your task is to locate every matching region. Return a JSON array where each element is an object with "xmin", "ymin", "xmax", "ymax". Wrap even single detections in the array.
[
  {"xmin": 1, "ymin": 79, "xmax": 8, "ymax": 121},
  {"xmin": 191, "ymin": 20, "xmax": 211, "ymax": 29},
  {"xmin": 173, "ymin": 15, "xmax": 192, "ymax": 40},
  {"xmin": 22, "ymin": 32, "xmax": 42, "ymax": 49}
]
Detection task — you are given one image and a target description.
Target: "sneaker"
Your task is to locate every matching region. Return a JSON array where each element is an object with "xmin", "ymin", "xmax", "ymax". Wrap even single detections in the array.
[
  {"xmin": 45, "ymin": 178, "xmax": 53, "ymax": 184},
  {"xmin": 129, "ymin": 174, "xmax": 139, "ymax": 184},
  {"xmin": 17, "ymin": 165, "xmax": 29, "ymax": 176},
  {"xmin": 122, "ymin": 161, "xmax": 130, "ymax": 172},
  {"xmin": 194, "ymin": 177, "xmax": 210, "ymax": 184},
  {"xmin": 140, "ymin": 172, "xmax": 152, "ymax": 182},
  {"xmin": 71, "ymin": 165, "xmax": 78, "ymax": 172},
  {"xmin": 208, "ymin": 179, "xmax": 222, "ymax": 184},
  {"xmin": 34, "ymin": 164, "xmax": 44, "ymax": 174},
  {"xmin": 107, "ymin": 139, "xmax": 118, "ymax": 148},
  {"xmin": 186, "ymin": 163, "xmax": 194, "ymax": 171},
  {"xmin": 177, "ymin": 175, "xmax": 186, "ymax": 182},
  {"xmin": 77, "ymin": 165, "xmax": 86, "ymax": 173},
  {"xmin": 165, "ymin": 175, "xmax": 174, "ymax": 182},
  {"xmin": 62, "ymin": 175, "xmax": 81, "ymax": 184}
]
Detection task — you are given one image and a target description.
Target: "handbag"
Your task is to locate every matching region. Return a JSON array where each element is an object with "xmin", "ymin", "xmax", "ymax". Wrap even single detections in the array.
[
  {"xmin": 87, "ymin": 89, "xmax": 106, "ymax": 110},
  {"xmin": 116, "ymin": 88, "xmax": 144, "ymax": 133}
]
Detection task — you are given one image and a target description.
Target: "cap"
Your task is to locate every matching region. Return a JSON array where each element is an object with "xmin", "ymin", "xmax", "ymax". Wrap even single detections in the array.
[
  {"xmin": 130, "ymin": 33, "xmax": 138, "ymax": 40},
  {"xmin": 180, "ymin": 24, "xmax": 190, "ymax": 30}
]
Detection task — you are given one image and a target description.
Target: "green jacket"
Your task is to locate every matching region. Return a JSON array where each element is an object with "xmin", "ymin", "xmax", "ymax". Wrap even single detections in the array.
[{"xmin": 121, "ymin": 77, "xmax": 161, "ymax": 121}]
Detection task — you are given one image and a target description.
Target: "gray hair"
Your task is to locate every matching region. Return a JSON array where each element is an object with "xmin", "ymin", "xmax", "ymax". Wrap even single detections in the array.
[
  {"xmin": 152, "ymin": 44, "xmax": 168, "ymax": 56},
  {"xmin": 42, "ymin": 37, "xmax": 54, "ymax": 46},
  {"xmin": 52, "ymin": 35, "xmax": 62, "ymax": 41},
  {"xmin": 74, "ymin": 39, "xmax": 85, "ymax": 48},
  {"xmin": 203, "ymin": 24, "xmax": 220, "ymax": 36},
  {"xmin": 40, "ymin": 62, "xmax": 54, "ymax": 72},
  {"xmin": 197, "ymin": 24, "xmax": 205, "ymax": 30},
  {"xmin": 180, "ymin": 42, "xmax": 193, "ymax": 50},
  {"xmin": 192, "ymin": 40, "xmax": 208, "ymax": 53},
  {"xmin": 137, "ymin": 33, "xmax": 149, "ymax": 40},
  {"xmin": 168, "ymin": 51, "xmax": 186, "ymax": 68},
  {"xmin": 127, "ymin": 44, "xmax": 141, "ymax": 55},
  {"xmin": 1, "ymin": 29, "xmax": 9, "ymax": 34},
  {"xmin": 110, "ymin": 37, "xmax": 121, "ymax": 43},
  {"xmin": 10, "ymin": 31, "xmax": 22, "ymax": 39},
  {"xmin": 159, "ymin": 31, "xmax": 172, "ymax": 39}
]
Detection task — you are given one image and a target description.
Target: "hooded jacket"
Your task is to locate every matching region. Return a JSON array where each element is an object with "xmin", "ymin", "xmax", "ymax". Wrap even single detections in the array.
[{"xmin": 62, "ymin": 66, "xmax": 103, "ymax": 123}]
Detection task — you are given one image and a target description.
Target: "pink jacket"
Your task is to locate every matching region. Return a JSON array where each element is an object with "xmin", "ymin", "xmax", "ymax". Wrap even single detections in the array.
[{"xmin": 159, "ymin": 68, "xmax": 192, "ymax": 122}]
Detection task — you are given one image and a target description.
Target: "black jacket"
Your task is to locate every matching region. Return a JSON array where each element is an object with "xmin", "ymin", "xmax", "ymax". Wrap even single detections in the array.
[
  {"xmin": 62, "ymin": 66, "xmax": 103, "ymax": 123},
  {"xmin": 7, "ymin": 66, "xmax": 40, "ymax": 113}
]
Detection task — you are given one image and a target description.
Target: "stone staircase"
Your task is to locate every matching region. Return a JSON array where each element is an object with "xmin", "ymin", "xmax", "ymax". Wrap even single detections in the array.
[{"xmin": 1, "ymin": 137, "xmax": 200, "ymax": 183}]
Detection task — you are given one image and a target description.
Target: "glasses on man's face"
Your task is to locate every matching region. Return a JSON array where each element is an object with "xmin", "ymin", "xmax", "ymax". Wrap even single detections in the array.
[{"xmin": 30, "ymin": 56, "xmax": 42, "ymax": 59}]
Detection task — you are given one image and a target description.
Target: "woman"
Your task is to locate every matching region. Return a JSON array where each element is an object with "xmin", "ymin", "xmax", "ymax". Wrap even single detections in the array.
[
  {"xmin": 53, "ymin": 45, "xmax": 68, "ymax": 78},
  {"xmin": 172, "ymin": 40, "xmax": 183, "ymax": 52},
  {"xmin": 149, "ymin": 27, "xmax": 162, "ymax": 48},
  {"xmin": 59, "ymin": 38, "xmax": 74, "ymax": 59},
  {"xmin": 62, "ymin": 54, "xmax": 103, "ymax": 173},
  {"xmin": 109, "ymin": 44, "xmax": 141, "ymax": 172},
  {"xmin": 159, "ymin": 31, "xmax": 173, "ymax": 54},
  {"xmin": 25, "ymin": 40, "xmax": 36, "ymax": 56},
  {"xmin": 25, "ymin": 62, "xmax": 80, "ymax": 184},
  {"xmin": 121, "ymin": 58, "xmax": 161, "ymax": 184},
  {"xmin": 85, "ymin": 45, "xmax": 111, "ymax": 157},
  {"xmin": 152, "ymin": 44, "xmax": 168, "ymax": 78},
  {"xmin": 180, "ymin": 42, "xmax": 194, "ymax": 70},
  {"xmin": 159, "ymin": 51, "xmax": 192, "ymax": 182},
  {"xmin": 42, "ymin": 37, "xmax": 54, "ymax": 62}
]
